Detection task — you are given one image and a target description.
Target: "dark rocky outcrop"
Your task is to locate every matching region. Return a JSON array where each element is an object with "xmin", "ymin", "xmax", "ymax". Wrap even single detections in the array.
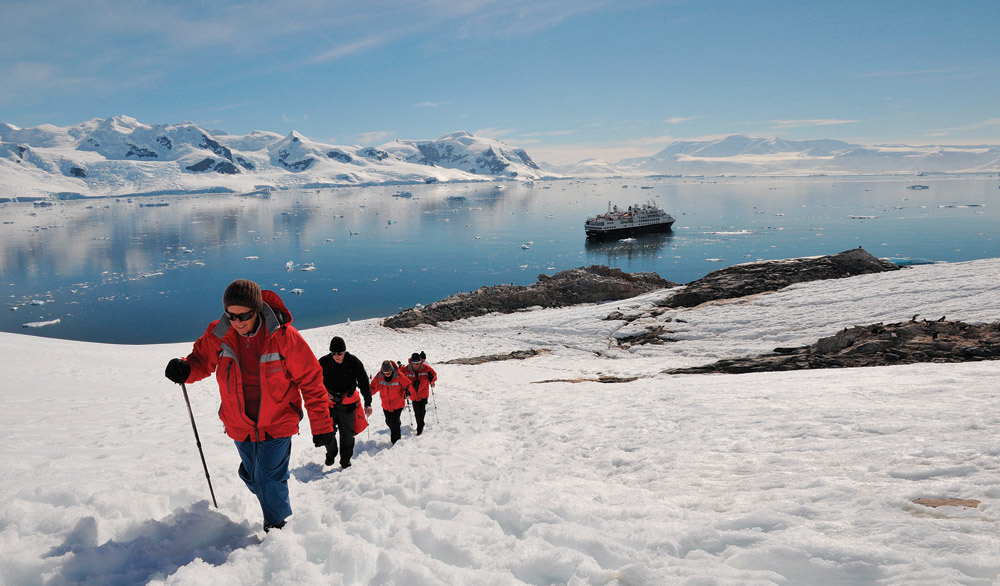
[
  {"xmin": 660, "ymin": 248, "xmax": 899, "ymax": 308},
  {"xmin": 665, "ymin": 319, "xmax": 1000, "ymax": 375},
  {"xmin": 124, "ymin": 143, "xmax": 158, "ymax": 159},
  {"xmin": 441, "ymin": 349, "xmax": 549, "ymax": 365},
  {"xmin": 384, "ymin": 266, "xmax": 675, "ymax": 329},
  {"xmin": 185, "ymin": 158, "xmax": 214, "ymax": 172}
]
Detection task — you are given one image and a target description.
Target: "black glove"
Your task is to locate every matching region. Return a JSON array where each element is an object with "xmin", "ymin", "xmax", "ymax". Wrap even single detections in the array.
[
  {"xmin": 313, "ymin": 432, "xmax": 335, "ymax": 447},
  {"xmin": 165, "ymin": 358, "xmax": 191, "ymax": 384}
]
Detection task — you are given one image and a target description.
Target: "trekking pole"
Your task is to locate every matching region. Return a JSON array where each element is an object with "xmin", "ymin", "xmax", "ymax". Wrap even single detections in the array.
[
  {"xmin": 180, "ymin": 382, "xmax": 219, "ymax": 509},
  {"xmin": 430, "ymin": 385, "xmax": 440, "ymax": 423}
]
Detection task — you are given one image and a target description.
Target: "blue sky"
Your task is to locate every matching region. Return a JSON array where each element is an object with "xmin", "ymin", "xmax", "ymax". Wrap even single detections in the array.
[{"xmin": 3, "ymin": 0, "xmax": 998, "ymax": 164}]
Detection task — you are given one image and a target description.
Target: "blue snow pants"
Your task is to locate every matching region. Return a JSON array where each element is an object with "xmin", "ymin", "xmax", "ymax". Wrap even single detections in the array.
[{"xmin": 235, "ymin": 437, "xmax": 292, "ymax": 525}]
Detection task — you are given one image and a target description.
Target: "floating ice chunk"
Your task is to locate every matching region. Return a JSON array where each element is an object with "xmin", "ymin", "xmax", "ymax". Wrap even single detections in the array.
[
  {"xmin": 23, "ymin": 318, "xmax": 60, "ymax": 328},
  {"xmin": 285, "ymin": 261, "xmax": 295, "ymax": 270},
  {"xmin": 705, "ymin": 258, "xmax": 725, "ymax": 262},
  {"xmin": 290, "ymin": 288, "xmax": 304, "ymax": 295},
  {"xmin": 300, "ymin": 264, "xmax": 316, "ymax": 271},
  {"xmin": 30, "ymin": 300, "xmax": 46, "ymax": 306},
  {"xmin": 245, "ymin": 256, "xmax": 260, "ymax": 260}
]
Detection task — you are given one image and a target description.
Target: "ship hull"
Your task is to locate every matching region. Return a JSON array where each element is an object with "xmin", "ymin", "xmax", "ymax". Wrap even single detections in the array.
[{"xmin": 585, "ymin": 220, "xmax": 675, "ymax": 239}]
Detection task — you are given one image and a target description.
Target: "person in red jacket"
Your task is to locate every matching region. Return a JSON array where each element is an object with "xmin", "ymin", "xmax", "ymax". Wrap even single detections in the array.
[
  {"xmin": 399, "ymin": 352, "xmax": 437, "ymax": 436},
  {"xmin": 164, "ymin": 279, "xmax": 334, "ymax": 533},
  {"xmin": 370, "ymin": 360, "xmax": 413, "ymax": 445}
]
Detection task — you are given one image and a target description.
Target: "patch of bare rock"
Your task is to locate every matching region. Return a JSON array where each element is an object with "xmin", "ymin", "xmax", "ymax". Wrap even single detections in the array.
[
  {"xmin": 440, "ymin": 349, "xmax": 550, "ymax": 366},
  {"xmin": 659, "ymin": 247, "xmax": 898, "ymax": 308},
  {"xmin": 384, "ymin": 265, "xmax": 674, "ymax": 329},
  {"xmin": 665, "ymin": 319, "xmax": 1000, "ymax": 375}
]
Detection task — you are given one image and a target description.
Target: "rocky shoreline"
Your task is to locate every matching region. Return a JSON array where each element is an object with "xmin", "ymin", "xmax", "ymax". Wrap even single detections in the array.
[
  {"xmin": 659, "ymin": 247, "xmax": 899, "ymax": 309},
  {"xmin": 384, "ymin": 248, "xmax": 999, "ymax": 375},
  {"xmin": 383, "ymin": 266, "xmax": 674, "ymax": 329}
]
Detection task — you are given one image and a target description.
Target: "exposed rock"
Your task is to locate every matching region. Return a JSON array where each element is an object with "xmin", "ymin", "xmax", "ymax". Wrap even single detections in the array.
[
  {"xmin": 532, "ymin": 375, "xmax": 640, "ymax": 384},
  {"xmin": 660, "ymin": 248, "xmax": 899, "ymax": 308},
  {"xmin": 912, "ymin": 498, "xmax": 981, "ymax": 509},
  {"xmin": 665, "ymin": 319, "xmax": 1000, "ymax": 374},
  {"xmin": 124, "ymin": 143, "xmax": 158, "ymax": 159},
  {"xmin": 185, "ymin": 158, "xmax": 214, "ymax": 172},
  {"xmin": 384, "ymin": 266, "xmax": 675, "ymax": 328},
  {"xmin": 440, "ymin": 349, "xmax": 549, "ymax": 365}
]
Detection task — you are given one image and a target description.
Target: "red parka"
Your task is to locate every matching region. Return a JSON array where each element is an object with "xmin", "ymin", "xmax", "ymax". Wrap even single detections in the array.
[
  {"xmin": 399, "ymin": 362, "xmax": 436, "ymax": 401},
  {"xmin": 182, "ymin": 290, "xmax": 333, "ymax": 442},
  {"xmin": 370, "ymin": 369, "xmax": 413, "ymax": 411}
]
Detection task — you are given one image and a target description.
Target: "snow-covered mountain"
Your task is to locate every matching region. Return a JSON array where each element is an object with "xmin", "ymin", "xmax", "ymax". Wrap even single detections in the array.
[
  {"xmin": 0, "ymin": 116, "xmax": 559, "ymax": 199},
  {"xmin": 381, "ymin": 131, "xmax": 542, "ymax": 179},
  {"xmin": 621, "ymin": 135, "xmax": 1000, "ymax": 176},
  {"xmin": 5, "ymin": 118, "xmax": 1000, "ymax": 199},
  {"xmin": 543, "ymin": 135, "xmax": 1000, "ymax": 177}
]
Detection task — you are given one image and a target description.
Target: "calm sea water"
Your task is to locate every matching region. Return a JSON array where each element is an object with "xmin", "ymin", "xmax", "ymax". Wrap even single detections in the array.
[{"xmin": 1, "ymin": 175, "xmax": 997, "ymax": 344}]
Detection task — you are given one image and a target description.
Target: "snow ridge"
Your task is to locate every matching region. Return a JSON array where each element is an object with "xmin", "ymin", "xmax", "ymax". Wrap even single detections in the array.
[
  {"xmin": 548, "ymin": 134, "xmax": 1000, "ymax": 177},
  {"xmin": 0, "ymin": 117, "xmax": 560, "ymax": 199}
]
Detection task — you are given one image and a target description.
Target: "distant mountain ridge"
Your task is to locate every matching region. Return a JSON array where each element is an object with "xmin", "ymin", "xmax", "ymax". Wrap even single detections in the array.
[
  {"xmin": 3, "ymin": 117, "xmax": 999, "ymax": 199},
  {"xmin": 0, "ymin": 116, "xmax": 555, "ymax": 199},
  {"xmin": 552, "ymin": 135, "xmax": 1000, "ymax": 177}
]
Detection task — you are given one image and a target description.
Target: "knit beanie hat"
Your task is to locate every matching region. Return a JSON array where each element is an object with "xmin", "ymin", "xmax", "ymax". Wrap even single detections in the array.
[
  {"xmin": 381, "ymin": 360, "xmax": 394, "ymax": 375},
  {"xmin": 223, "ymin": 279, "xmax": 263, "ymax": 312},
  {"xmin": 330, "ymin": 336, "xmax": 347, "ymax": 352}
]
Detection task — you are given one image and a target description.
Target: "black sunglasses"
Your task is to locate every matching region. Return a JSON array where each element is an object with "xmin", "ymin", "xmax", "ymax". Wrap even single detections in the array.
[
  {"xmin": 332, "ymin": 351, "xmax": 346, "ymax": 356},
  {"xmin": 225, "ymin": 309, "xmax": 256, "ymax": 322}
]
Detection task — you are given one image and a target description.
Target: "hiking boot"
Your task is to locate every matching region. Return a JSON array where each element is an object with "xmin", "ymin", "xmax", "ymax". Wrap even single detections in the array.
[
  {"xmin": 263, "ymin": 520, "xmax": 286, "ymax": 533},
  {"xmin": 324, "ymin": 451, "xmax": 337, "ymax": 466},
  {"xmin": 340, "ymin": 460, "xmax": 352, "ymax": 469}
]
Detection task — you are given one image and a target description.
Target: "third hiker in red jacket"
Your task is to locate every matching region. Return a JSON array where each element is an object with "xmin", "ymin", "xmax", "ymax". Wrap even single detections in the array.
[{"xmin": 370, "ymin": 360, "xmax": 413, "ymax": 445}]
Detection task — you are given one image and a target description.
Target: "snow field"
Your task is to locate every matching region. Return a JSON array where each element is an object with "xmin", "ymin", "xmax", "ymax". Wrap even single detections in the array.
[{"xmin": 1, "ymin": 258, "xmax": 999, "ymax": 584}]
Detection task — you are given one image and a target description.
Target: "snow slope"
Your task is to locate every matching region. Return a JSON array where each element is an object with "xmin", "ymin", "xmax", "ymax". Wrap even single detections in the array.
[
  {"xmin": 0, "ymin": 117, "xmax": 559, "ymax": 199},
  {"xmin": 2, "ymin": 258, "xmax": 999, "ymax": 585}
]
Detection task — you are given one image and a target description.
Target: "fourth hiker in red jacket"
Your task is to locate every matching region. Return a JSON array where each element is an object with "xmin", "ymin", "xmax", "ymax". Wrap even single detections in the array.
[
  {"xmin": 370, "ymin": 360, "xmax": 413, "ymax": 445},
  {"xmin": 399, "ymin": 352, "xmax": 437, "ymax": 436}
]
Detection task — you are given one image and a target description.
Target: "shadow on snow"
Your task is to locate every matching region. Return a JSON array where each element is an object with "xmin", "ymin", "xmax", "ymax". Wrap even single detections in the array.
[
  {"xmin": 291, "ymin": 427, "xmax": 415, "ymax": 483},
  {"xmin": 43, "ymin": 501, "xmax": 258, "ymax": 586}
]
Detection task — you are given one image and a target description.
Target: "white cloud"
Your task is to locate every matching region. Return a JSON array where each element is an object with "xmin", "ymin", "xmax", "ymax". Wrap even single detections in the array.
[
  {"xmin": 862, "ymin": 67, "xmax": 967, "ymax": 78},
  {"xmin": 935, "ymin": 118, "xmax": 1000, "ymax": 133},
  {"xmin": 769, "ymin": 119, "xmax": 859, "ymax": 128},
  {"xmin": 664, "ymin": 116, "xmax": 699, "ymax": 125},
  {"xmin": 311, "ymin": 35, "xmax": 394, "ymax": 62},
  {"xmin": 356, "ymin": 131, "xmax": 395, "ymax": 145},
  {"xmin": 518, "ymin": 130, "xmax": 578, "ymax": 138},
  {"xmin": 415, "ymin": 101, "xmax": 452, "ymax": 108},
  {"xmin": 473, "ymin": 127, "xmax": 517, "ymax": 138}
]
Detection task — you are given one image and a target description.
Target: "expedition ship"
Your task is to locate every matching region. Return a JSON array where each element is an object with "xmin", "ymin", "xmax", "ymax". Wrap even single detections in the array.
[{"xmin": 584, "ymin": 201, "xmax": 675, "ymax": 239}]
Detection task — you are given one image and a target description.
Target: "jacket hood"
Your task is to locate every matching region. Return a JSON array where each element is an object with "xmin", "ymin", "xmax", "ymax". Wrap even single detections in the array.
[{"xmin": 262, "ymin": 289, "xmax": 292, "ymax": 325}]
